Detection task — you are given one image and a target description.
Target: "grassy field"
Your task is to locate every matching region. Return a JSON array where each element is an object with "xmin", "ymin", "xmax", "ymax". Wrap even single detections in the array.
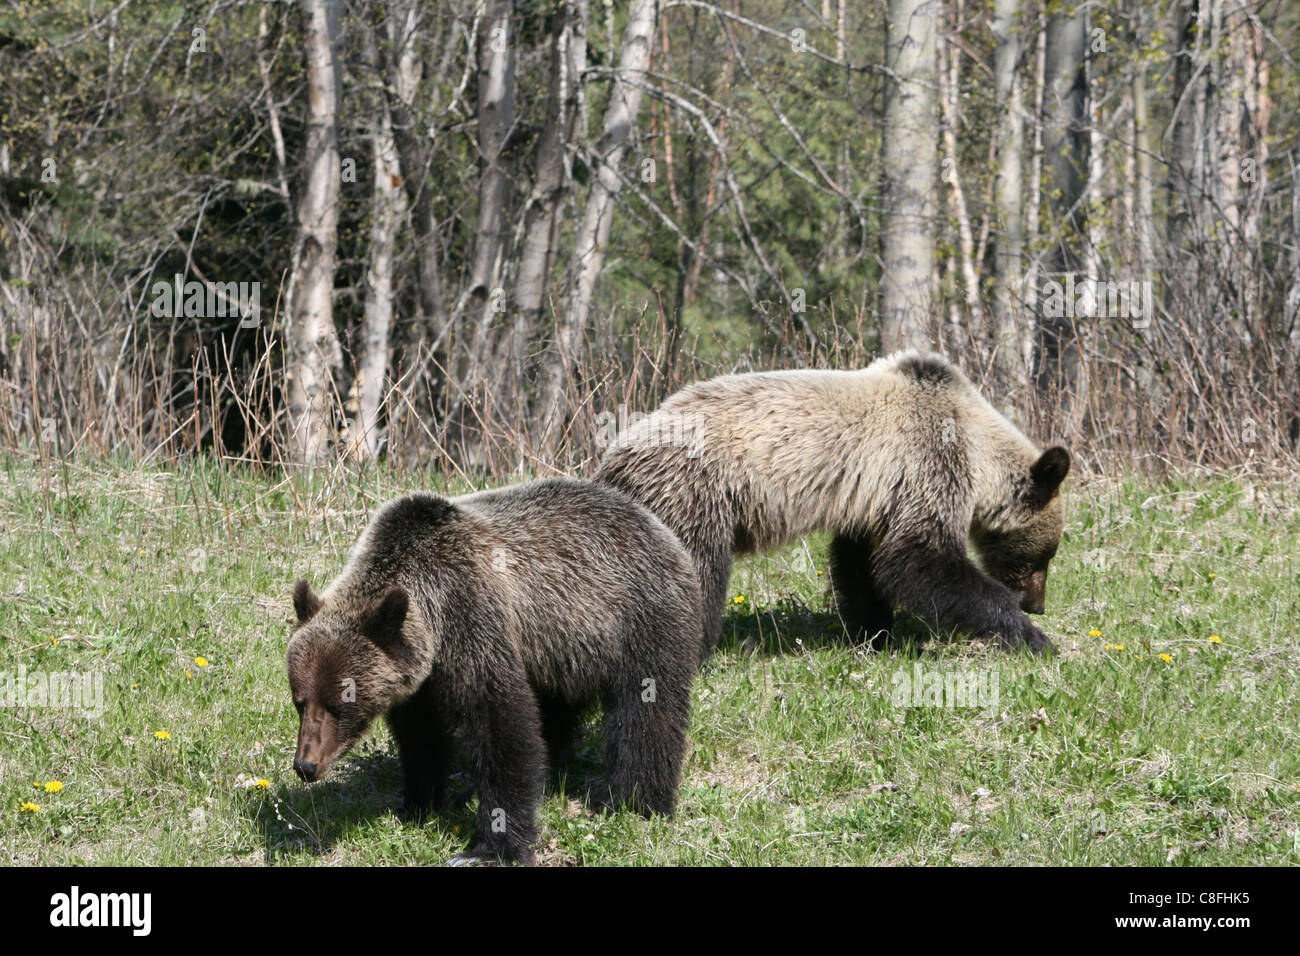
[{"xmin": 1, "ymin": 455, "xmax": 1296, "ymax": 866}]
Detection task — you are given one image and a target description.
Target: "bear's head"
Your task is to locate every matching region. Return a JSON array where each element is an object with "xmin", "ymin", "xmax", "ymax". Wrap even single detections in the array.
[
  {"xmin": 285, "ymin": 579, "xmax": 414, "ymax": 783},
  {"xmin": 972, "ymin": 446, "xmax": 1071, "ymax": 615}
]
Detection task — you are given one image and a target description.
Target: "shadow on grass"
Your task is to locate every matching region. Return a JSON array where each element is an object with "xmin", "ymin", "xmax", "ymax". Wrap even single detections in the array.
[
  {"xmin": 715, "ymin": 597, "xmax": 935, "ymax": 658},
  {"xmin": 246, "ymin": 731, "xmax": 625, "ymax": 864},
  {"xmin": 247, "ymin": 741, "xmax": 473, "ymax": 864}
]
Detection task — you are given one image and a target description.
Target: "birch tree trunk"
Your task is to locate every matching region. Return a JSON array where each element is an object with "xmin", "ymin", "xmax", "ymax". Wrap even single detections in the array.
[
  {"xmin": 539, "ymin": 0, "xmax": 658, "ymax": 451},
  {"xmin": 1168, "ymin": 0, "xmax": 1210, "ymax": 351},
  {"xmin": 349, "ymin": 24, "xmax": 407, "ymax": 463},
  {"xmin": 465, "ymin": 0, "xmax": 517, "ymax": 362},
  {"xmin": 1022, "ymin": 13, "xmax": 1046, "ymax": 380},
  {"xmin": 1132, "ymin": 17, "xmax": 1154, "ymax": 286},
  {"xmin": 1213, "ymin": 2, "xmax": 1245, "ymax": 352},
  {"xmin": 991, "ymin": 0, "xmax": 1026, "ymax": 416},
  {"xmin": 285, "ymin": 0, "xmax": 344, "ymax": 464},
  {"xmin": 1169, "ymin": 0, "xmax": 1265, "ymax": 356},
  {"xmin": 1130, "ymin": 0, "xmax": 1158, "ymax": 408},
  {"xmin": 1037, "ymin": 2, "xmax": 1088, "ymax": 418},
  {"xmin": 879, "ymin": 0, "xmax": 937, "ymax": 354},
  {"xmin": 383, "ymin": 0, "xmax": 450, "ymax": 350},
  {"xmin": 937, "ymin": 0, "xmax": 983, "ymax": 360},
  {"xmin": 1240, "ymin": 10, "xmax": 1269, "ymax": 340},
  {"xmin": 506, "ymin": 0, "xmax": 587, "ymax": 387},
  {"xmin": 1215, "ymin": 0, "xmax": 1262, "ymax": 345}
]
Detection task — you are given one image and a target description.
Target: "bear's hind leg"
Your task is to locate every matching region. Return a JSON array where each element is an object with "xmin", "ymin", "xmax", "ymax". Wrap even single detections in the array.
[
  {"xmin": 386, "ymin": 681, "xmax": 450, "ymax": 818},
  {"xmin": 828, "ymin": 532, "xmax": 896, "ymax": 649},
  {"xmin": 699, "ymin": 545, "xmax": 735, "ymax": 658}
]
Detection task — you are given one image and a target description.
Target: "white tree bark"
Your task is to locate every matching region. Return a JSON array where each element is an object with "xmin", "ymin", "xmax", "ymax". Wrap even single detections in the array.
[
  {"xmin": 1214, "ymin": 0, "xmax": 1260, "ymax": 343},
  {"xmin": 506, "ymin": 0, "xmax": 587, "ymax": 379},
  {"xmin": 937, "ymin": 0, "xmax": 983, "ymax": 358},
  {"xmin": 383, "ymin": 0, "xmax": 450, "ymax": 349},
  {"xmin": 991, "ymin": 0, "xmax": 1026, "ymax": 415},
  {"xmin": 1038, "ymin": 1, "xmax": 1088, "ymax": 409},
  {"xmin": 879, "ymin": 0, "xmax": 937, "ymax": 354},
  {"xmin": 350, "ymin": 26, "xmax": 407, "ymax": 463},
  {"xmin": 1129, "ymin": 0, "xmax": 1159, "ymax": 406},
  {"xmin": 286, "ymin": 0, "xmax": 344, "ymax": 464},
  {"xmin": 1132, "ymin": 22, "xmax": 1153, "ymax": 284},
  {"xmin": 539, "ymin": 0, "xmax": 658, "ymax": 448},
  {"xmin": 1169, "ymin": 0, "xmax": 1266, "ymax": 350},
  {"xmin": 466, "ymin": 0, "xmax": 517, "ymax": 347},
  {"xmin": 1168, "ymin": 0, "xmax": 1210, "ymax": 347}
]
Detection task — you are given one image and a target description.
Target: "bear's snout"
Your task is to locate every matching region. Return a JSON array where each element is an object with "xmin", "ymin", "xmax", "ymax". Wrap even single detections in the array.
[
  {"xmin": 292, "ymin": 700, "xmax": 342, "ymax": 783},
  {"xmin": 1019, "ymin": 570, "xmax": 1048, "ymax": 615}
]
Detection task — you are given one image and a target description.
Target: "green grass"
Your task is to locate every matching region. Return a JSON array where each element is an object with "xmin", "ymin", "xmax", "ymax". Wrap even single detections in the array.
[{"xmin": 1, "ymin": 454, "xmax": 1296, "ymax": 865}]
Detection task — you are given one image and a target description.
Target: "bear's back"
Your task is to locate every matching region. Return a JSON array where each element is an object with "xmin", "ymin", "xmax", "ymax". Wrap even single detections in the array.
[
  {"xmin": 651, "ymin": 350, "xmax": 975, "ymax": 427},
  {"xmin": 596, "ymin": 350, "xmax": 1036, "ymax": 549},
  {"xmin": 456, "ymin": 478, "xmax": 696, "ymax": 604},
  {"xmin": 457, "ymin": 478, "xmax": 701, "ymax": 694}
]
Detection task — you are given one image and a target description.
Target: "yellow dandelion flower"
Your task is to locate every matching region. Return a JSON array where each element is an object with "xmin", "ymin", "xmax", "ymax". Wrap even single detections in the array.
[
  {"xmin": 1158, "ymin": 653, "xmax": 1173, "ymax": 664},
  {"xmin": 1208, "ymin": 573, "xmax": 1217, "ymax": 579},
  {"xmin": 1088, "ymin": 629, "xmax": 1102, "ymax": 637},
  {"xmin": 49, "ymin": 636, "xmax": 58, "ymax": 646},
  {"xmin": 195, "ymin": 657, "xmax": 209, "ymax": 667},
  {"xmin": 20, "ymin": 802, "xmax": 41, "ymax": 812},
  {"xmin": 1105, "ymin": 644, "xmax": 1125, "ymax": 651},
  {"xmin": 254, "ymin": 779, "xmax": 271, "ymax": 789},
  {"xmin": 43, "ymin": 781, "xmax": 63, "ymax": 793},
  {"xmin": 138, "ymin": 549, "xmax": 145, "ymax": 556},
  {"xmin": 153, "ymin": 730, "xmax": 171, "ymax": 740},
  {"xmin": 1208, "ymin": 635, "xmax": 1222, "ymax": 644},
  {"xmin": 733, "ymin": 595, "xmax": 746, "ymax": 604},
  {"xmin": 131, "ymin": 683, "xmax": 139, "ymax": 689}
]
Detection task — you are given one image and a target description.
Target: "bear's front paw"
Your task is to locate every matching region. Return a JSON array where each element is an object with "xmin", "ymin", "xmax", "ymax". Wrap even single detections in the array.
[
  {"xmin": 447, "ymin": 844, "xmax": 535, "ymax": 867},
  {"xmin": 1023, "ymin": 622, "xmax": 1056, "ymax": 656}
]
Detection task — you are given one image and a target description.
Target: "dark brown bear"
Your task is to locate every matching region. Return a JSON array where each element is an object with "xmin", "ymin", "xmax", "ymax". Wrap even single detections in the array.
[
  {"xmin": 286, "ymin": 478, "xmax": 702, "ymax": 866},
  {"xmin": 597, "ymin": 350, "xmax": 1069, "ymax": 657}
]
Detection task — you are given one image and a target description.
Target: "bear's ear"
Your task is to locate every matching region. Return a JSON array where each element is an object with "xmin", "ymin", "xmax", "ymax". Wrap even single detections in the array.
[
  {"xmin": 1028, "ymin": 446, "xmax": 1071, "ymax": 502},
  {"xmin": 293, "ymin": 579, "xmax": 322, "ymax": 624},
  {"xmin": 360, "ymin": 587, "xmax": 409, "ymax": 652}
]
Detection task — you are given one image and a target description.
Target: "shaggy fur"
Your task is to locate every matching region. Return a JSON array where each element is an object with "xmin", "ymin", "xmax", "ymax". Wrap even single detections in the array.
[
  {"xmin": 286, "ymin": 478, "xmax": 702, "ymax": 866},
  {"xmin": 596, "ymin": 350, "xmax": 1069, "ymax": 657}
]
